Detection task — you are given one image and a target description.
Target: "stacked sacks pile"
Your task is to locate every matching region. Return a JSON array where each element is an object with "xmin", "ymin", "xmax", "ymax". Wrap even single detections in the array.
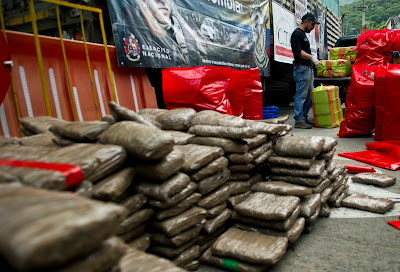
[
  {"xmin": 268, "ymin": 135, "xmax": 349, "ymax": 232},
  {"xmin": 0, "ymin": 184, "xmax": 128, "ymax": 272}
]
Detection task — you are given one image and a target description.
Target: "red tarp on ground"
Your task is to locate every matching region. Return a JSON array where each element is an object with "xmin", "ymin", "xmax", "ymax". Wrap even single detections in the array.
[{"xmin": 338, "ymin": 141, "xmax": 400, "ymax": 171}]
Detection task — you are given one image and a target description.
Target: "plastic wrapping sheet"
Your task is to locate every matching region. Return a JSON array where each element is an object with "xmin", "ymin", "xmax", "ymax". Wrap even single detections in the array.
[
  {"xmin": 300, "ymin": 194, "xmax": 321, "ymax": 218},
  {"xmin": 148, "ymin": 182, "xmax": 197, "ymax": 209},
  {"xmin": 154, "ymin": 193, "xmax": 202, "ymax": 221},
  {"xmin": 165, "ymin": 130, "xmax": 195, "ymax": 145},
  {"xmin": 235, "ymin": 217, "xmax": 305, "ymax": 244},
  {"xmin": 188, "ymin": 125, "xmax": 257, "ymax": 139},
  {"xmin": 341, "ymin": 194, "xmax": 395, "ymax": 213},
  {"xmin": 191, "ymin": 110, "xmax": 246, "ymax": 127},
  {"xmin": 119, "ymin": 194, "xmax": 147, "ymax": 216},
  {"xmin": 174, "ymin": 144, "xmax": 224, "ymax": 173},
  {"xmin": 244, "ymin": 134, "xmax": 268, "ymax": 149},
  {"xmin": 268, "ymin": 155, "xmax": 315, "ymax": 169},
  {"xmin": 355, "ymin": 29, "xmax": 392, "ymax": 66},
  {"xmin": 117, "ymin": 209, "xmax": 154, "ymax": 235},
  {"xmin": 49, "ymin": 121, "xmax": 111, "ymax": 142},
  {"xmin": 226, "ymin": 69, "xmax": 248, "ymax": 118},
  {"xmin": 197, "ymin": 168, "xmax": 231, "ymax": 195},
  {"xmin": 135, "ymin": 172, "xmax": 190, "ymax": 202},
  {"xmin": 338, "ymin": 65, "xmax": 375, "ymax": 138},
  {"xmin": 211, "ymin": 227, "xmax": 288, "ymax": 265},
  {"xmin": 108, "ymin": 102, "xmax": 159, "ymax": 128},
  {"xmin": 270, "ymin": 160, "xmax": 327, "ymax": 178},
  {"xmin": 92, "ymin": 168, "xmax": 135, "ymax": 202},
  {"xmin": 163, "ymin": 67, "xmax": 233, "ymax": 114},
  {"xmin": 173, "ymin": 245, "xmax": 201, "ymax": 267},
  {"xmin": 0, "ymin": 184, "xmax": 127, "ymax": 271},
  {"xmin": 155, "ymin": 108, "xmax": 197, "ymax": 131},
  {"xmin": 243, "ymin": 68, "xmax": 263, "ymax": 120},
  {"xmin": 99, "ymin": 121, "xmax": 174, "ymax": 160},
  {"xmin": 235, "ymin": 192, "xmax": 300, "ymax": 221},
  {"xmin": 190, "ymin": 157, "xmax": 229, "ymax": 182},
  {"xmin": 232, "ymin": 206, "xmax": 301, "ymax": 232},
  {"xmin": 251, "ymin": 181, "xmax": 312, "ymax": 197},
  {"xmin": 338, "ymin": 141, "xmax": 400, "ymax": 170},
  {"xmin": 197, "ymin": 185, "xmax": 231, "ymax": 209},
  {"xmin": 154, "ymin": 207, "xmax": 207, "ymax": 237},
  {"xmin": 274, "ymin": 136, "xmax": 325, "ymax": 158},
  {"xmin": 352, "ymin": 172, "xmax": 396, "ymax": 187},
  {"xmin": 204, "ymin": 209, "xmax": 232, "ymax": 234},
  {"xmin": 201, "ymin": 248, "xmax": 270, "ymax": 272},
  {"xmin": 317, "ymin": 59, "xmax": 352, "ymax": 77},
  {"xmin": 206, "ymin": 203, "xmax": 227, "ymax": 219},
  {"xmin": 134, "ymin": 148, "xmax": 184, "ymax": 181},
  {"xmin": 54, "ymin": 237, "xmax": 128, "ymax": 272},
  {"xmin": 152, "ymin": 224, "xmax": 203, "ymax": 247},
  {"xmin": 117, "ymin": 248, "xmax": 186, "ymax": 272},
  {"xmin": 19, "ymin": 116, "xmax": 68, "ymax": 134},
  {"xmin": 128, "ymin": 233, "xmax": 152, "ymax": 251},
  {"xmin": 188, "ymin": 136, "xmax": 248, "ymax": 153},
  {"xmin": 329, "ymin": 46, "xmax": 357, "ymax": 62}
]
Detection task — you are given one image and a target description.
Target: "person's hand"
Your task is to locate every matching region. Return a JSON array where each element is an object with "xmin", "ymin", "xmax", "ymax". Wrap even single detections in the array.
[{"xmin": 311, "ymin": 56, "xmax": 319, "ymax": 68}]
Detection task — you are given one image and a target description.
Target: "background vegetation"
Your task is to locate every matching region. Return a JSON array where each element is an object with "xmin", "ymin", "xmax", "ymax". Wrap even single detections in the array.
[{"xmin": 340, "ymin": 0, "xmax": 400, "ymax": 35}]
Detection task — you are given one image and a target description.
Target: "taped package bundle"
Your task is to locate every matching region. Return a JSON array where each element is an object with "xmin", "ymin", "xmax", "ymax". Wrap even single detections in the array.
[
  {"xmin": 317, "ymin": 59, "xmax": 352, "ymax": 78},
  {"xmin": 269, "ymin": 135, "xmax": 344, "ymax": 230},
  {"xmin": 329, "ymin": 46, "xmax": 357, "ymax": 62},
  {"xmin": 0, "ymin": 184, "xmax": 128, "ymax": 271},
  {"xmin": 311, "ymin": 85, "xmax": 344, "ymax": 128}
]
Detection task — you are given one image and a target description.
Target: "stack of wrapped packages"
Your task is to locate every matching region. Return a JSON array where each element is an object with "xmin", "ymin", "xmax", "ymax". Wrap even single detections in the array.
[
  {"xmin": 329, "ymin": 46, "xmax": 357, "ymax": 63},
  {"xmin": 311, "ymin": 85, "xmax": 344, "ymax": 128},
  {"xmin": 1, "ymin": 102, "xmax": 395, "ymax": 272},
  {"xmin": 317, "ymin": 59, "xmax": 352, "ymax": 78}
]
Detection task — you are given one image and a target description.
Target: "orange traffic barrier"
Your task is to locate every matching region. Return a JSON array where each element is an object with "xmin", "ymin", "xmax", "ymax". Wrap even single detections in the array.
[{"xmin": 0, "ymin": 30, "xmax": 158, "ymax": 137}]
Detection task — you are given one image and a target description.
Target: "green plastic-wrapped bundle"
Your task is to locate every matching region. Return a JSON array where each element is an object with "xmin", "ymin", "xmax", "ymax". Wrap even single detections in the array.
[
  {"xmin": 317, "ymin": 60, "xmax": 352, "ymax": 78},
  {"xmin": 311, "ymin": 85, "xmax": 344, "ymax": 128},
  {"xmin": 329, "ymin": 46, "xmax": 357, "ymax": 62}
]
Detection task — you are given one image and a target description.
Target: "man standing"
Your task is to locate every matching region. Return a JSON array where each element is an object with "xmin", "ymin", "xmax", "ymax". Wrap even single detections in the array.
[{"xmin": 290, "ymin": 13, "xmax": 320, "ymax": 129}]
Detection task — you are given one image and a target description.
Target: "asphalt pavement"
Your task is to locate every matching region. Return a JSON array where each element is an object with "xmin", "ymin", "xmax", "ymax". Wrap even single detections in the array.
[{"xmin": 198, "ymin": 106, "xmax": 400, "ymax": 272}]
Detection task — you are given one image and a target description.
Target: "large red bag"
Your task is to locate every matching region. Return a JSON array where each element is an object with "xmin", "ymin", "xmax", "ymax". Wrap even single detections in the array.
[
  {"xmin": 355, "ymin": 29, "xmax": 392, "ymax": 66},
  {"xmin": 242, "ymin": 68, "xmax": 263, "ymax": 120},
  {"xmin": 162, "ymin": 66, "xmax": 233, "ymax": 114},
  {"xmin": 374, "ymin": 65, "xmax": 387, "ymax": 141},
  {"xmin": 338, "ymin": 64, "xmax": 375, "ymax": 138},
  {"xmin": 225, "ymin": 69, "xmax": 249, "ymax": 117}
]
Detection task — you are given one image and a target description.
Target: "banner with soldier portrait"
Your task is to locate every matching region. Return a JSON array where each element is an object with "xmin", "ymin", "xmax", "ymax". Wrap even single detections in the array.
[{"xmin": 107, "ymin": 0, "xmax": 270, "ymax": 75}]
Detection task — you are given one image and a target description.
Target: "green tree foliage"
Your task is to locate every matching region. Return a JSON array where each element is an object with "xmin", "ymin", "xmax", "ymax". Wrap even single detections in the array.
[{"xmin": 341, "ymin": 0, "xmax": 400, "ymax": 35}]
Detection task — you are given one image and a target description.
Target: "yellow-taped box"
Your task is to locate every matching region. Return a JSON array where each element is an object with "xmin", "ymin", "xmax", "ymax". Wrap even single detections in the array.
[
  {"xmin": 329, "ymin": 46, "xmax": 357, "ymax": 62},
  {"xmin": 317, "ymin": 59, "xmax": 352, "ymax": 78},
  {"xmin": 311, "ymin": 85, "xmax": 344, "ymax": 128}
]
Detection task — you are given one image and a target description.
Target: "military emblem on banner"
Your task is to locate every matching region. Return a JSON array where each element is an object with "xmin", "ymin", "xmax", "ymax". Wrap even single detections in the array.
[{"xmin": 124, "ymin": 34, "xmax": 140, "ymax": 62}]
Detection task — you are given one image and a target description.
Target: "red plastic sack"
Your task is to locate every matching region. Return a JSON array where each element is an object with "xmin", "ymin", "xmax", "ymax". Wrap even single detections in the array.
[
  {"xmin": 355, "ymin": 29, "xmax": 392, "ymax": 66},
  {"xmin": 338, "ymin": 141, "xmax": 400, "ymax": 171},
  {"xmin": 242, "ymin": 68, "xmax": 263, "ymax": 120},
  {"xmin": 226, "ymin": 69, "xmax": 249, "ymax": 117},
  {"xmin": 0, "ymin": 31, "xmax": 11, "ymax": 104},
  {"xmin": 338, "ymin": 65, "xmax": 375, "ymax": 138},
  {"xmin": 374, "ymin": 65, "xmax": 387, "ymax": 141},
  {"xmin": 162, "ymin": 66, "xmax": 233, "ymax": 114}
]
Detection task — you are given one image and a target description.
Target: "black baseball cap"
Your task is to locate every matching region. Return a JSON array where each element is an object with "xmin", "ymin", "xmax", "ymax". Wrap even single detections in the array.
[{"xmin": 302, "ymin": 13, "xmax": 320, "ymax": 24}]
